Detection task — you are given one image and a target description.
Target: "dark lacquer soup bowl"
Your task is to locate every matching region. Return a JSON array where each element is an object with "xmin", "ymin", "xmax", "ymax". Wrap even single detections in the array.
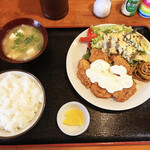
[{"xmin": 0, "ymin": 18, "xmax": 48, "ymax": 63}]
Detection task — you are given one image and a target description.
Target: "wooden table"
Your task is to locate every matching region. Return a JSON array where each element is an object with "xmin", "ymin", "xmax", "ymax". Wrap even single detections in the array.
[
  {"xmin": 0, "ymin": 0, "xmax": 149, "ymax": 28},
  {"xmin": 0, "ymin": 0, "xmax": 150, "ymax": 150},
  {"xmin": 1, "ymin": 143, "xmax": 150, "ymax": 150}
]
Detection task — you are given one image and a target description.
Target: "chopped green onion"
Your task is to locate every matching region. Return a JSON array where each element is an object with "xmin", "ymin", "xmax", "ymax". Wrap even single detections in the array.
[
  {"xmin": 34, "ymin": 37, "xmax": 40, "ymax": 42},
  {"xmin": 37, "ymin": 43, "xmax": 43, "ymax": 50}
]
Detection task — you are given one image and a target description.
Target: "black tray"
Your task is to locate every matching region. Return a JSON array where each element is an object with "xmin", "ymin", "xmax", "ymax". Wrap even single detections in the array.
[{"xmin": 0, "ymin": 26, "xmax": 150, "ymax": 145}]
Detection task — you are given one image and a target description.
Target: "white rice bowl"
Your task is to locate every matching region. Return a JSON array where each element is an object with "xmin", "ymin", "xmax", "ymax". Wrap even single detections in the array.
[{"xmin": 0, "ymin": 70, "xmax": 45, "ymax": 139}]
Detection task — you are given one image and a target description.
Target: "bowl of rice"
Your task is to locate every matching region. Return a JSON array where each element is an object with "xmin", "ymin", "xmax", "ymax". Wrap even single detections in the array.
[{"xmin": 0, "ymin": 70, "xmax": 46, "ymax": 139}]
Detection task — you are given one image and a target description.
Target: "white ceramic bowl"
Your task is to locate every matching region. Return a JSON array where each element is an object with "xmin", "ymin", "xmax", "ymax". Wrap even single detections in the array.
[
  {"xmin": 57, "ymin": 101, "xmax": 90, "ymax": 136},
  {"xmin": 0, "ymin": 70, "xmax": 46, "ymax": 139}
]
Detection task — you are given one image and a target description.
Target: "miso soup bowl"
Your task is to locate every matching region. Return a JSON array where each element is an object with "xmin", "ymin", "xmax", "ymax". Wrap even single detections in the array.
[{"xmin": 0, "ymin": 18, "xmax": 48, "ymax": 63}]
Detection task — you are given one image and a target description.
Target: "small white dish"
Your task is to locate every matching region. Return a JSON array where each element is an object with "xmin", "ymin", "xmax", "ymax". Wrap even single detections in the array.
[{"xmin": 57, "ymin": 101, "xmax": 90, "ymax": 136}]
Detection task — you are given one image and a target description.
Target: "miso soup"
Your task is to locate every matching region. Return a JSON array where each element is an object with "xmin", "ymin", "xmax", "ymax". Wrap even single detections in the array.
[{"xmin": 2, "ymin": 25, "xmax": 44, "ymax": 61}]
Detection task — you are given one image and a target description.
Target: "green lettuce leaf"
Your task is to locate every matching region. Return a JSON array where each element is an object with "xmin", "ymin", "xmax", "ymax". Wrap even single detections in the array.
[{"xmin": 91, "ymin": 24, "xmax": 133, "ymax": 35}]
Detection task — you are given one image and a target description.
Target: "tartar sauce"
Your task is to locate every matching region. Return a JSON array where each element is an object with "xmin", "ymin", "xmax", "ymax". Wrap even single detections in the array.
[{"xmin": 86, "ymin": 59, "xmax": 133, "ymax": 93}]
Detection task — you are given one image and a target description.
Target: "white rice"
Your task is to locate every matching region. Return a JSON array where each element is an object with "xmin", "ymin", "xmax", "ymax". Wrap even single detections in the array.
[{"xmin": 0, "ymin": 73, "xmax": 43, "ymax": 133}]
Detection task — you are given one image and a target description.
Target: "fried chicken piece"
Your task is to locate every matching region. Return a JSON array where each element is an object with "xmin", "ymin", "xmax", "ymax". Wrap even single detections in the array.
[
  {"xmin": 110, "ymin": 55, "xmax": 134, "ymax": 75},
  {"xmin": 77, "ymin": 59, "xmax": 92, "ymax": 88},
  {"xmin": 112, "ymin": 81, "xmax": 137, "ymax": 102},
  {"xmin": 89, "ymin": 48, "xmax": 109, "ymax": 63},
  {"xmin": 90, "ymin": 83, "xmax": 112, "ymax": 98}
]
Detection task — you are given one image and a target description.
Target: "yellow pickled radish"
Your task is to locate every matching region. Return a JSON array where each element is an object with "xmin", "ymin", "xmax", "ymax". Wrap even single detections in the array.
[
  {"xmin": 65, "ymin": 109, "xmax": 84, "ymax": 122},
  {"xmin": 63, "ymin": 116, "xmax": 82, "ymax": 126},
  {"xmin": 63, "ymin": 109, "xmax": 84, "ymax": 126}
]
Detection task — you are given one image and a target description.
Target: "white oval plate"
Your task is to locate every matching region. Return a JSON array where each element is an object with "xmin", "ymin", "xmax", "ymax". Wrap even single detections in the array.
[{"xmin": 66, "ymin": 24, "xmax": 150, "ymax": 111}]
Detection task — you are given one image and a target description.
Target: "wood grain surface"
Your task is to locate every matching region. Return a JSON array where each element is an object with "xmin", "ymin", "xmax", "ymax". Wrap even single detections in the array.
[
  {"xmin": 1, "ymin": 144, "xmax": 150, "ymax": 150},
  {"xmin": 0, "ymin": 0, "xmax": 149, "ymax": 28},
  {"xmin": 0, "ymin": 0, "xmax": 150, "ymax": 149}
]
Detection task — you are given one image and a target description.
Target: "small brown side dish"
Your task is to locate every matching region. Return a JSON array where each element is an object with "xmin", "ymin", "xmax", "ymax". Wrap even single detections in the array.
[{"xmin": 0, "ymin": 18, "xmax": 48, "ymax": 63}]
